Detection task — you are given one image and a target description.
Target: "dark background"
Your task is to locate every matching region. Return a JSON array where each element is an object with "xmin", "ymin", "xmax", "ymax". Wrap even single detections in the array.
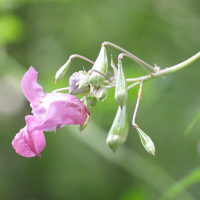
[{"xmin": 0, "ymin": 0, "xmax": 200, "ymax": 199}]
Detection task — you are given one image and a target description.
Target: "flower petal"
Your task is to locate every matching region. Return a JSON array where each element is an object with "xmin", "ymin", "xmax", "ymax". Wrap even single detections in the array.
[
  {"xmin": 26, "ymin": 94, "xmax": 90, "ymax": 132},
  {"xmin": 12, "ymin": 126, "xmax": 46, "ymax": 158},
  {"xmin": 21, "ymin": 66, "xmax": 44, "ymax": 105}
]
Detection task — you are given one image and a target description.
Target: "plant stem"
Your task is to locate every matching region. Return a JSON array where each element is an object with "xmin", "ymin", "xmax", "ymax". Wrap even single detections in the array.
[
  {"xmin": 127, "ymin": 52, "xmax": 200, "ymax": 83},
  {"xmin": 127, "ymin": 82, "xmax": 140, "ymax": 90},
  {"xmin": 70, "ymin": 54, "xmax": 114, "ymax": 76},
  {"xmin": 52, "ymin": 87, "xmax": 69, "ymax": 93},
  {"xmin": 103, "ymin": 41, "xmax": 156, "ymax": 72},
  {"xmin": 88, "ymin": 69, "xmax": 112, "ymax": 83},
  {"xmin": 132, "ymin": 81, "xmax": 143, "ymax": 128},
  {"xmin": 70, "ymin": 54, "xmax": 94, "ymax": 64},
  {"xmin": 118, "ymin": 53, "xmax": 153, "ymax": 75}
]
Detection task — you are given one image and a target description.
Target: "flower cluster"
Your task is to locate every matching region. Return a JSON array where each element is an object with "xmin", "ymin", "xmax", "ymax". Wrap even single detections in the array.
[{"xmin": 13, "ymin": 42, "xmax": 159, "ymax": 158}]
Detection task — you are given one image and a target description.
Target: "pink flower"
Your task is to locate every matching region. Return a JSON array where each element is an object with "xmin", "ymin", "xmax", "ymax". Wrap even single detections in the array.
[{"xmin": 12, "ymin": 67, "xmax": 90, "ymax": 158}]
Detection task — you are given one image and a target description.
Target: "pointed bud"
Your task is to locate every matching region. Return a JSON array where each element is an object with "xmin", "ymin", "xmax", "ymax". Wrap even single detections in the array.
[
  {"xmin": 114, "ymin": 60, "xmax": 127, "ymax": 107},
  {"xmin": 89, "ymin": 45, "xmax": 108, "ymax": 88},
  {"xmin": 69, "ymin": 72, "xmax": 90, "ymax": 95},
  {"xmin": 55, "ymin": 59, "xmax": 71, "ymax": 82},
  {"xmin": 106, "ymin": 104, "xmax": 129, "ymax": 151},
  {"xmin": 136, "ymin": 127, "xmax": 156, "ymax": 155}
]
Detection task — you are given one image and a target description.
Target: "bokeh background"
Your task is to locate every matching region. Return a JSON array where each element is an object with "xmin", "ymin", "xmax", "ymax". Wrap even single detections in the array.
[{"xmin": 0, "ymin": 0, "xmax": 200, "ymax": 199}]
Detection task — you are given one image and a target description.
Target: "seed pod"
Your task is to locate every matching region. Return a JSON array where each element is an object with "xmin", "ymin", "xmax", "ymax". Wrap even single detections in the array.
[
  {"xmin": 89, "ymin": 45, "xmax": 108, "ymax": 88},
  {"xmin": 136, "ymin": 127, "xmax": 156, "ymax": 155},
  {"xmin": 89, "ymin": 96, "xmax": 97, "ymax": 108},
  {"xmin": 106, "ymin": 104, "xmax": 129, "ymax": 152},
  {"xmin": 55, "ymin": 59, "xmax": 71, "ymax": 83},
  {"xmin": 114, "ymin": 60, "xmax": 127, "ymax": 107}
]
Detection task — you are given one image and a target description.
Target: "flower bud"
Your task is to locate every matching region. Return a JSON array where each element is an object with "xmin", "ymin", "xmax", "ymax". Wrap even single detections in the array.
[
  {"xmin": 114, "ymin": 60, "xmax": 127, "ymax": 107},
  {"xmin": 136, "ymin": 127, "xmax": 156, "ymax": 155},
  {"xmin": 89, "ymin": 45, "xmax": 108, "ymax": 88},
  {"xmin": 106, "ymin": 104, "xmax": 129, "ymax": 152},
  {"xmin": 55, "ymin": 59, "xmax": 71, "ymax": 83},
  {"xmin": 69, "ymin": 72, "xmax": 90, "ymax": 95},
  {"xmin": 79, "ymin": 74, "xmax": 90, "ymax": 89},
  {"xmin": 89, "ymin": 96, "xmax": 97, "ymax": 108}
]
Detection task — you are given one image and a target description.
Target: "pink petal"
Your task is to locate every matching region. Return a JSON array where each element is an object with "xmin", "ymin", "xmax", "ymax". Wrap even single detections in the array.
[
  {"xmin": 21, "ymin": 66, "xmax": 44, "ymax": 105},
  {"xmin": 12, "ymin": 126, "xmax": 46, "ymax": 158},
  {"xmin": 26, "ymin": 94, "xmax": 89, "ymax": 132}
]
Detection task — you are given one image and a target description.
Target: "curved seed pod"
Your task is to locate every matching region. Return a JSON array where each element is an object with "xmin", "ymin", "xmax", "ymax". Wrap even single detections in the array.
[
  {"xmin": 136, "ymin": 127, "xmax": 156, "ymax": 155},
  {"xmin": 114, "ymin": 60, "xmax": 127, "ymax": 107},
  {"xmin": 106, "ymin": 104, "xmax": 129, "ymax": 152},
  {"xmin": 55, "ymin": 59, "xmax": 71, "ymax": 83},
  {"xmin": 89, "ymin": 45, "xmax": 108, "ymax": 88}
]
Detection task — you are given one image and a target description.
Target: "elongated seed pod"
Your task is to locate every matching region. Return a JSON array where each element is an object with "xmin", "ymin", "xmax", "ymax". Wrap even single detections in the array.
[
  {"xmin": 136, "ymin": 127, "xmax": 156, "ymax": 155},
  {"xmin": 55, "ymin": 59, "xmax": 71, "ymax": 83},
  {"xmin": 89, "ymin": 45, "xmax": 108, "ymax": 88},
  {"xmin": 106, "ymin": 104, "xmax": 129, "ymax": 152},
  {"xmin": 114, "ymin": 60, "xmax": 127, "ymax": 107}
]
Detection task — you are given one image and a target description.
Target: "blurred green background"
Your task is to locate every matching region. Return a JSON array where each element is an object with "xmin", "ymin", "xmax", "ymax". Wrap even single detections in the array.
[{"xmin": 0, "ymin": 0, "xmax": 200, "ymax": 199}]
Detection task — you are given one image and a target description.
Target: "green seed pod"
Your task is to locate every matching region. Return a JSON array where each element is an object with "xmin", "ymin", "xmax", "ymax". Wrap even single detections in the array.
[
  {"xmin": 55, "ymin": 59, "xmax": 71, "ymax": 83},
  {"xmin": 136, "ymin": 127, "xmax": 156, "ymax": 155},
  {"xmin": 114, "ymin": 60, "xmax": 127, "ymax": 107},
  {"xmin": 106, "ymin": 104, "xmax": 129, "ymax": 152},
  {"xmin": 89, "ymin": 96, "xmax": 97, "ymax": 108},
  {"xmin": 89, "ymin": 45, "xmax": 108, "ymax": 88}
]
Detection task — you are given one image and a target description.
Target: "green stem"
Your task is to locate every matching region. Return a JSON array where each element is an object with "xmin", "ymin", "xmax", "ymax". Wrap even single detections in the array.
[
  {"xmin": 70, "ymin": 54, "xmax": 94, "ymax": 64},
  {"xmin": 52, "ymin": 87, "xmax": 69, "ymax": 93},
  {"xmin": 118, "ymin": 53, "xmax": 153, "ymax": 75},
  {"xmin": 132, "ymin": 82, "xmax": 143, "ymax": 128},
  {"xmin": 103, "ymin": 41, "xmax": 156, "ymax": 72},
  {"xmin": 126, "ymin": 52, "xmax": 200, "ymax": 83}
]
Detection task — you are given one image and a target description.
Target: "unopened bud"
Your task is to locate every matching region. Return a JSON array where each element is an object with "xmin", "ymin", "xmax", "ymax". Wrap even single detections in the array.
[
  {"xmin": 55, "ymin": 59, "xmax": 71, "ymax": 83},
  {"xmin": 106, "ymin": 104, "xmax": 129, "ymax": 152},
  {"xmin": 114, "ymin": 60, "xmax": 127, "ymax": 107},
  {"xmin": 89, "ymin": 45, "xmax": 108, "ymax": 88},
  {"xmin": 89, "ymin": 96, "xmax": 97, "ymax": 108},
  {"xmin": 69, "ymin": 72, "xmax": 90, "ymax": 95},
  {"xmin": 79, "ymin": 74, "xmax": 90, "ymax": 89},
  {"xmin": 136, "ymin": 127, "xmax": 156, "ymax": 155}
]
